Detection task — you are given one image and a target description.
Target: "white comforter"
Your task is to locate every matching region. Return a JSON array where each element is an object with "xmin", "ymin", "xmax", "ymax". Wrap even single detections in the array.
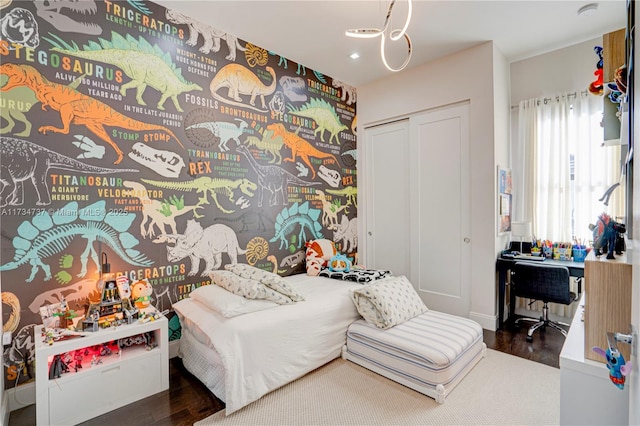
[{"xmin": 173, "ymin": 274, "xmax": 361, "ymax": 414}]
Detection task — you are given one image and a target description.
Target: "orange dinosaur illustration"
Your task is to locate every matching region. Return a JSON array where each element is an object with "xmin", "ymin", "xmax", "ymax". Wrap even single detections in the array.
[
  {"xmin": 0, "ymin": 63, "xmax": 183, "ymax": 164},
  {"xmin": 266, "ymin": 123, "xmax": 338, "ymax": 179}
]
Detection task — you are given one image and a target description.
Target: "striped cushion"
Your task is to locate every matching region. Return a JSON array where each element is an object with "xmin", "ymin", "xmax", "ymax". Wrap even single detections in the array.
[{"xmin": 347, "ymin": 310, "xmax": 483, "ymax": 367}]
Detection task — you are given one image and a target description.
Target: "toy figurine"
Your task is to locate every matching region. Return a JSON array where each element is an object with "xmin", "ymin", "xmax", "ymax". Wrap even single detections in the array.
[
  {"xmin": 590, "ymin": 213, "xmax": 626, "ymax": 259},
  {"xmin": 328, "ymin": 253, "xmax": 352, "ymax": 273},
  {"xmin": 131, "ymin": 279, "xmax": 153, "ymax": 309},
  {"xmin": 592, "ymin": 346, "xmax": 632, "ymax": 389}
]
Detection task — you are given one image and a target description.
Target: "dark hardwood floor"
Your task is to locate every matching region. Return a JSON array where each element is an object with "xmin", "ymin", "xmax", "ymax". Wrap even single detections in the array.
[{"xmin": 8, "ymin": 319, "xmax": 565, "ymax": 426}]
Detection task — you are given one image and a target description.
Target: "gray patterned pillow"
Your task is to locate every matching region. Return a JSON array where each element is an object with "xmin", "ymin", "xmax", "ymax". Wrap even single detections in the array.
[
  {"xmin": 350, "ymin": 275, "xmax": 427, "ymax": 329},
  {"xmin": 210, "ymin": 270, "xmax": 293, "ymax": 305},
  {"xmin": 224, "ymin": 263, "xmax": 305, "ymax": 302}
]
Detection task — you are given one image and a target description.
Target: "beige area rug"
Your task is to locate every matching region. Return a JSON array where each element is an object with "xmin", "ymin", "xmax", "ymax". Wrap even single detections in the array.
[{"xmin": 195, "ymin": 349, "xmax": 560, "ymax": 425}]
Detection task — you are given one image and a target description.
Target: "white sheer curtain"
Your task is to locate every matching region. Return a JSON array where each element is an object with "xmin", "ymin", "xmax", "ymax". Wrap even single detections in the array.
[
  {"xmin": 514, "ymin": 92, "xmax": 622, "ymax": 318},
  {"xmin": 517, "ymin": 92, "xmax": 622, "ymax": 243}
]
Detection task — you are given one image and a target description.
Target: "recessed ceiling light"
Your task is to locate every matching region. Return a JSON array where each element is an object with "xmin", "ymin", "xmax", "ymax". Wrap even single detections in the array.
[
  {"xmin": 578, "ymin": 3, "xmax": 598, "ymax": 17},
  {"xmin": 349, "ymin": 52, "xmax": 360, "ymax": 60}
]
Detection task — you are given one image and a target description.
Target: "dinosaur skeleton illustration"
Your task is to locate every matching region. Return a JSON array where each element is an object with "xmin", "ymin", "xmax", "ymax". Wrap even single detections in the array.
[
  {"xmin": 236, "ymin": 144, "xmax": 319, "ymax": 207},
  {"xmin": 332, "ymin": 79, "xmax": 357, "ymax": 105},
  {"xmin": 165, "ymin": 9, "xmax": 246, "ymax": 60},
  {"xmin": 279, "ymin": 76, "xmax": 307, "ymax": 102},
  {"xmin": 317, "ymin": 165, "xmax": 341, "ymax": 188},
  {"xmin": 334, "ymin": 215, "xmax": 358, "ymax": 253},
  {"xmin": 123, "ymin": 181, "xmax": 201, "ymax": 238},
  {"xmin": 155, "ymin": 219, "xmax": 246, "ymax": 276},
  {"xmin": 28, "ymin": 278, "xmax": 97, "ymax": 314},
  {"xmin": 33, "ymin": 0, "xmax": 101, "ymax": 35},
  {"xmin": 270, "ymin": 201, "xmax": 323, "ymax": 250},
  {"xmin": 142, "ymin": 176, "xmax": 257, "ymax": 217},
  {"xmin": 128, "ymin": 142, "xmax": 185, "ymax": 178},
  {"xmin": 0, "ymin": 201, "xmax": 153, "ymax": 282},
  {"xmin": 0, "ymin": 136, "xmax": 137, "ymax": 207},
  {"xmin": 327, "ymin": 186, "xmax": 358, "ymax": 208},
  {"xmin": 280, "ymin": 250, "xmax": 306, "ymax": 268},
  {"xmin": 316, "ymin": 190, "xmax": 349, "ymax": 230}
]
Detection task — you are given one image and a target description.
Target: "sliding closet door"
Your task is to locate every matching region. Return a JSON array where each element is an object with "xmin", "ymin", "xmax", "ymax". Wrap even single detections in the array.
[
  {"xmin": 410, "ymin": 103, "xmax": 471, "ymax": 316},
  {"xmin": 364, "ymin": 120, "xmax": 411, "ymax": 278}
]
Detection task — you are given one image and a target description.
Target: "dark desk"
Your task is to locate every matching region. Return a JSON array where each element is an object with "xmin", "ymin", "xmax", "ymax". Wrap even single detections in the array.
[{"xmin": 496, "ymin": 256, "xmax": 585, "ymax": 329}]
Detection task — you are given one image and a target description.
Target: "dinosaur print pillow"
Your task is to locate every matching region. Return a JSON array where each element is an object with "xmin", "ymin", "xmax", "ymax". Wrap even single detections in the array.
[
  {"xmin": 210, "ymin": 270, "xmax": 293, "ymax": 305},
  {"xmin": 224, "ymin": 263, "xmax": 304, "ymax": 302},
  {"xmin": 350, "ymin": 275, "xmax": 428, "ymax": 329}
]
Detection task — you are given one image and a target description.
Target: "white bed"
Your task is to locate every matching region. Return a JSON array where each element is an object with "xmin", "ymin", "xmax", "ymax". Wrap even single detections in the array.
[{"xmin": 172, "ymin": 273, "xmax": 362, "ymax": 415}]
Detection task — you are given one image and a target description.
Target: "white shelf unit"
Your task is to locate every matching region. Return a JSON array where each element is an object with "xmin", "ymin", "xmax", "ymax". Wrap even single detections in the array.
[{"xmin": 35, "ymin": 316, "xmax": 169, "ymax": 425}]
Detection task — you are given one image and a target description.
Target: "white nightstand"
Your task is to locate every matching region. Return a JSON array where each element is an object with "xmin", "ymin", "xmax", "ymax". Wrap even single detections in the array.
[{"xmin": 35, "ymin": 314, "xmax": 169, "ymax": 425}]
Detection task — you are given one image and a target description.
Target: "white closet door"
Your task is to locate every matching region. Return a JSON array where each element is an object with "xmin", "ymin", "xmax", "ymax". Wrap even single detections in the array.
[
  {"xmin": 410, "ymin": 103, "xmax": 471, "ymax": 316},
  {"xmin": 364, "ymin": 120, "xmax": 411, "ymax": 278}
]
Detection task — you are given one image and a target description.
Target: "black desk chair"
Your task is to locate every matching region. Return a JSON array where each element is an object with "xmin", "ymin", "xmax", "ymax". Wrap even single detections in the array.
[{"xmin": 510, "ymin": 261, "xmax": 578, "ymax": 341}]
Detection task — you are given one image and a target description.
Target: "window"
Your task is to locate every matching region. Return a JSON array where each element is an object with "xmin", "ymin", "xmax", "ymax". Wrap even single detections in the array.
[{"xmin": 514, "ymin": 93, "xmax": 623, "ymax": 244}]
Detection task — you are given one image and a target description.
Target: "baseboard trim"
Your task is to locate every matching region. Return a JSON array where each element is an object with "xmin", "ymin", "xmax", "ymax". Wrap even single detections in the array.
[
  {"xmin": 469, "ymin": 311, "xmax": 497, "ymax": 331},
  {"xmin": 2, "ymin": 392, "xmax": 9, "ymax": 426},
  {"xmin": 6, "ymin": 382, "xmax": 34, "ymax": 413}
]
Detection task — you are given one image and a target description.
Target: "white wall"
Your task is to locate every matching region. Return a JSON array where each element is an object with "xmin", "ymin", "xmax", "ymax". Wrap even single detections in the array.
[
  {"xmin": 510, "ymin": 37, "xmax": 603, "ymax": 105},
  {"xmin": 358, "ymin": 42, "xmax": 504, "ymax": 330}
]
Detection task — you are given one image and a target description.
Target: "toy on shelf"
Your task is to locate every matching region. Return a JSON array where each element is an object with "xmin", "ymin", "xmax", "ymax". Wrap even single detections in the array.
[
  {"xmin": 82, "ymin": 253, "xmax": 139, "ymax": 332},
  {"xmin": 589, "ymin": 212, "xmax": 626, "ymax": 259},
  {"xmin": 131, "ymin": 279, "xmax": 153, "ymax": 309}
]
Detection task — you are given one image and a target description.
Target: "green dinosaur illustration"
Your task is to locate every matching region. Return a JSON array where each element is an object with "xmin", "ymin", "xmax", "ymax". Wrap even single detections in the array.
[
  {"xmin": 142, "ymin": 176, "xmax": 257, "ymax": 217},
  {"xmin": 270, "ymin": 201, "xmax": 323, "ymax": 249},
  {"xmin": 287, "ymin": 98, "xmax": 348, "ymax": 144},
  {"xmin": 327, "ymin": 185, "xmax": 357, "ymax": 208},
  {"xmin": 0, "ymin": 201, "xmax": 153, "ymax": 283},
  {"xmin": 44, "ymin": 31, "xmax": 203, "ymax": 112}
]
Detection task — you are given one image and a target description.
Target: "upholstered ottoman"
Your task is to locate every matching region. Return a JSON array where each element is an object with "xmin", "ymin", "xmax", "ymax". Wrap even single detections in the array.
[{"xmin": 342, "ymin": 310, "xmax": 486, "ymax": 403}]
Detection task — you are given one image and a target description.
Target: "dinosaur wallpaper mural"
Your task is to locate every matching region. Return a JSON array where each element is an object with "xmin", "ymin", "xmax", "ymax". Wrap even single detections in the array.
[{"xmin": 0, "ymin": 0, "xmax": 357, "ymax": 390}]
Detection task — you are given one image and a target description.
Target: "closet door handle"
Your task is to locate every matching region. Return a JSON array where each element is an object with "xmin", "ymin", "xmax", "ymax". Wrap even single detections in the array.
[{"xmin": 464, "ymin": 237, "xmax": 470, "ymax": 243}]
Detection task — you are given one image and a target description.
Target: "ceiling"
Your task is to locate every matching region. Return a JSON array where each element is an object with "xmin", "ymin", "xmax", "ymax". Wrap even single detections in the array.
[{"xmin": 157, "ymin": 1, "xmax": 627, "ymax": 87}]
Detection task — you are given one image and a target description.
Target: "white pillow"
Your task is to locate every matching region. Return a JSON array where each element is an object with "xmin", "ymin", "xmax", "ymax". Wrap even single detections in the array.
[
  {"xmin": 210, "ymin": 270, "xmax": 293, "ymax": 305},
  {"xmin": 350, "ymin": 275, "xmax": 427, "ymax": 329},
  {"xmin": 224, "ymin": 263, "xmax": 305, "ymax": 302},
  {"xmin": 190, "ymin": 285, "xmax": 278, "ymax": 318}
]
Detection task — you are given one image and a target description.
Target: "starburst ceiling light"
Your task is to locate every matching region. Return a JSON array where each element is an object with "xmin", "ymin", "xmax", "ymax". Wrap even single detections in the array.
[{"xmin": 345, "ymin": 0, "xmax": 413, "ymax": 72}]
